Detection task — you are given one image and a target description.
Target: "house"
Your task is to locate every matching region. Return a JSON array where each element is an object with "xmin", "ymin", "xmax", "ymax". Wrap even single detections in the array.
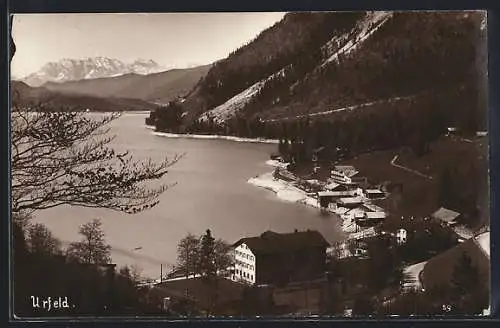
[
  {"xmin": 231, "ymin": 230, "xmax": 330, "ymax": 286},
  {"xmin": 341, "ymin": 207, "xmax": 366, "ymax": 221},
  {"xmin": 364, "ymin": 189, "xmax": 385, "ymax": 200},
  {"xmin": 232, "ymin": 242, "xmax": 257, "ymax": 284},
  {"xmin": 325, "ymin": 182, "xmax": 346, "ymax": 191},
  {"xmin": 446, "ymin": 127, "xmax": 458, "ymax": 135},
  {"xmin": 431, "ymin": 207, "xmax": 461, "ymax": 227},
  {"xmin": 337, "ymin": 196, "xmax": 364, "ymax": 208},
  {"xmin": 330, "ymin": 165, "xmax": 359, "ymax": 184},
  {"xmin": 361, "ymin": 203, "xmax": 386, "ymax": 213},
  {"xmin": 300, "ymin": 179, "xmax": 323, "ymax": 192},
  {"xmin": 317, "ymin": 190, "xmax": 356, "ymax": 208},
  {"xmin": 355, "ymin": 211, "xmax": 386, "ymax": 227},
  {"xmin": 396, "ymin": 228, "xmax": 408, "ymax": 245}
]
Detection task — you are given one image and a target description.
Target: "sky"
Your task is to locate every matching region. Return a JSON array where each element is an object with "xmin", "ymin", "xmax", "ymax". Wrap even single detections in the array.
[{"xmin": 11, "ymin": 12, "xmax": 286, "ymax": 78}]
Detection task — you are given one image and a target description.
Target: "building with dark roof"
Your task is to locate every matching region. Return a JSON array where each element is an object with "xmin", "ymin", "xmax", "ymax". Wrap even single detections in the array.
[
  {"xmin": 231, "ymin": 230, "xmax": 330, "ymax": 286},
  {"xmin": 431, "ymin": 207, "xmax": 461, "ymax": 227}
]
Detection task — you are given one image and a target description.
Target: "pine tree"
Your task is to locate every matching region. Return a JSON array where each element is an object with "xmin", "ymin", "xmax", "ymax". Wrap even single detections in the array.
[
  {"xmin": 199, "ymin": 229, "xmax": 216, "ymax": 279},
  {"xmin": 451, "ymin": 252, "xmax": 479, "ymax": 297}
]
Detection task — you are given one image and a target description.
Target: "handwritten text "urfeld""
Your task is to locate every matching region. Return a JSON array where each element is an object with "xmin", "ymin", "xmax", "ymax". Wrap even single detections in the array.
[{"xmin": 30, "ymin": 296, "xmax": 71, "ymax": 311}]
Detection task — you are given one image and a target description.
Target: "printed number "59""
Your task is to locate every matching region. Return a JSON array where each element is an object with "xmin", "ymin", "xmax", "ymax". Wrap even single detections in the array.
[{"xmin": 442, "ymin": 304, "xmax": 452, "ymax": 312}]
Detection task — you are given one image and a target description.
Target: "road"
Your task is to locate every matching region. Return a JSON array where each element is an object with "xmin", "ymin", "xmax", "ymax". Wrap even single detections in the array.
[{"xmin": 390, "ymin": 155, "xmax": 433, "ymax": 180}]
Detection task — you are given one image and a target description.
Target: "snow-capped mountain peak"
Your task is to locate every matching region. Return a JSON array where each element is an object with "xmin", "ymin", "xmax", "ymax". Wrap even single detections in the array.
[{"xmin": 21, "ymin": 57, "xmax": 166, "ymax": 87}]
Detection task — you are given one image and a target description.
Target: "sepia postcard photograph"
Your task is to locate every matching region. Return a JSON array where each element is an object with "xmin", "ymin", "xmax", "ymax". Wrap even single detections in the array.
[{"xmin": 10, "ymin": 11, "xmax": 490, "ymax": 318}]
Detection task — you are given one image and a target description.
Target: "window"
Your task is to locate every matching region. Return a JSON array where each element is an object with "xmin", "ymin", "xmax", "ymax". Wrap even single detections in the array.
[{"xmin": 250, "ymin": 275, "xmax": 253, "ymax": 280}]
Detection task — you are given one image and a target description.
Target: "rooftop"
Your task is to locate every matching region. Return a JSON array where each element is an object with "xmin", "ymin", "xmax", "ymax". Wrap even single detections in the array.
[
  {"xmin": 365, "ymin": 189, "xmax": 384, "ymax": 194},
  {"xmin": 364, "ymin": 211, "xmax": 386, "ymax": 219},
  {"xmin": 325, "ymin": 182, "xmax": 340, "ymax": 190},
  {"xmin": 233, "ymin": 230, "xmax": 330, "ymax": 255},
  {"xmin": 318, "ymin": 190, "xmax": 355, "ymax": 197},
  {"xmin": 345, "ymin": 207, "xmax": 366, "ymax": 217},
  {"xmin": 333, "ymin": 165, "xmax": 359, "ymax": 178},
  {"xmin": 431, "ymin": 207, "xmax": 461, "ymax": 223},
  {"xmin": 475, "ymin": 231, "xmax": 490, "ymax": 258},
  {"xmin": 338, "ymin": 196, "xmax": 364, "ymax": 204}
]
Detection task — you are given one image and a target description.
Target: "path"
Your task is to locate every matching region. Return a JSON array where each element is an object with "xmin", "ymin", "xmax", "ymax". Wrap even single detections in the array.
[
  {"xmin": 402, "ymin": 261, "xmax": 427, "ymax": 291},
  {"xmin": 390, "ymin": 155, "xmax": 433, "ymax": 180},
  {"xmin": 263, "ymin": 96, "xmax": 414, "ymax": 123}
]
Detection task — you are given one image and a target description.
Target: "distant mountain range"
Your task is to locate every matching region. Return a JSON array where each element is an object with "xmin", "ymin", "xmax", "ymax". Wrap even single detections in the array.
[
  {"xmin": 20, "ymin": 57, "xmax": 167, "ymax": 87},
  {"xmin": 11, "ymin": 80, "xmax": 159, "ymax": 112},
  {"xmin": 12, "ymin": 57, "xmax": 212, "ymax": 111},
  {"xmin": 42, "ymin": 64, "xmax": 211, "ymax": 104}
]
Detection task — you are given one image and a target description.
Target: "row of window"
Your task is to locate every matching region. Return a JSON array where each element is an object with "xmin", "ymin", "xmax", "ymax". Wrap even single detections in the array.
[
  {"xmin": 235, "ymin": 250, "xmax": 254, "ymax": 261},
  {"xmin": 236, "ymin": 261, "xmax": 254, "ymax": 271},
  {"xmin": 235, "ymin": 269, "xmax": 253, "ymax": 281}
]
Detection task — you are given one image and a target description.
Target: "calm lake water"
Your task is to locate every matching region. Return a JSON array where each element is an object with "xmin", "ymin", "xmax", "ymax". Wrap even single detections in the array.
[{"xmin": 33, "ymin": 113, "xmax": 345, "ymax": 279}]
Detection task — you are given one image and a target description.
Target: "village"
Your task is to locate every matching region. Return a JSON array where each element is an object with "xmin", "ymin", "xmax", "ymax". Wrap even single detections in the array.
[{"xmin": 144, "ymin": 134, "xmax": 490, "ymax": 316}]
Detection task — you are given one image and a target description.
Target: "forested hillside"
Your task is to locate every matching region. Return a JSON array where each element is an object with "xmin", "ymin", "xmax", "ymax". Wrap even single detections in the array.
[
  {"xmin": 12, "ymin": 81, "xmax": 159, "ymax": 112},
  {"xmin": 182, "ymin": 12, "xmax": 364, "ymax": 119},
  {"xmin": 154, "ymin": 11, "xmax": 487, "ymax": 145}
]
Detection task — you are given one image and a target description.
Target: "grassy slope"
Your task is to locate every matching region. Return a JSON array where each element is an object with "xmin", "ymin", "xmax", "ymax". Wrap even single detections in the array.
[
  {"xmin": 421, "ymin": 237, "xmax": 490, "ymax": 290},
  {"xmin": 338, "ymin": 136, "xmax": 488, "ymax": 225}
]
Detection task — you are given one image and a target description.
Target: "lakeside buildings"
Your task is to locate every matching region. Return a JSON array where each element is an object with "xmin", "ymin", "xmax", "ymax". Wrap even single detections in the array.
[{"xmin": 231, "ymin": 230, "xmax": 329, "ymax": 285}]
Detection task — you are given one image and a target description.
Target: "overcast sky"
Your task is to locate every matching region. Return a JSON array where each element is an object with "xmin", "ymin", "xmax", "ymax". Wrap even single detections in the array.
[{"xmin": 11, "ymin": 12, "xmax": 286, "ymax": 78}]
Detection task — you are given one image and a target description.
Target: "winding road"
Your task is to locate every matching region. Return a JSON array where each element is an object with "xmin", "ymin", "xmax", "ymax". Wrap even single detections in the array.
[{"xmin": 390, "ymin": 155, "xmax": 433, "ymax": 180}]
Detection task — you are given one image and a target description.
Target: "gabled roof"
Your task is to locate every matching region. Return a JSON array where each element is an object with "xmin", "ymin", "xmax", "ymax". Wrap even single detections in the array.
[
  {"xmin": 325, "ymin": 182, "xmax": 341, "ymax": 190},
  {"xmin": 333, "ymin": 165, "xmax": 359, "ymax": 178},
  {"xmin": 365, "ymin": 189, "xmax": 384, "ymax": 194},
  {"xmin": 431, "ymin": 207, "xmax": 461, "ymax": 223},
  {"xmin": 233, "ymin": 230, "xmax": 329, "ymax": 255},
  {"xmin": 475, "ymin": 231, "xmax": 490, "ymax": 258},
  {"xmin": 362, "ymin": 203, "xmax": 385, "ymax": 212}
]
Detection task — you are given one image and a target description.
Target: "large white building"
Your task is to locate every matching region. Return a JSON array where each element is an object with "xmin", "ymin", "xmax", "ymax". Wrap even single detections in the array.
[
  {"xmin": 232, "ymin": 243, "xmax": 256, "ymax": 284},
  {"xmin": 330, "ymin": 165, "xmax": 359, "ymax": 184},
  {"xmin": 231, "ymin": 230, "xmax": 330, "ymax": 286}
]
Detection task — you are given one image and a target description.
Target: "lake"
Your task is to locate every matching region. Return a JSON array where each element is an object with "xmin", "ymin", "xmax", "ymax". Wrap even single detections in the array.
[{"xmin": 32, "ymin": 113, "xmax": 345, "ymax": 279}]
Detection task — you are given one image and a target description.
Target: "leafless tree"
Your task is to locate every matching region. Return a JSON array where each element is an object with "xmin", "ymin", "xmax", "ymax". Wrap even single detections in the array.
[
  {"xmin": 67, "ymin": 218, "xmax": 111, "ymax": 264},
  {"xmin": 176, "ymin": 233, "xmax": 201, "ymax": 279},
  {"xmin": 11, "ymin": 106, "xmax": 181, "ymax": 214}
]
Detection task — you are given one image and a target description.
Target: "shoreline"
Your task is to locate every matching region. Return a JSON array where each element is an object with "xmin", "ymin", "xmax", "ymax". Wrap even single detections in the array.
[
  {"xmin": 248, "ymin": 161, "xmax": 373, "ymax": 239},
  {"xmin": 146, "ymin": 125, "xmax": 279, "ymax": 144}
]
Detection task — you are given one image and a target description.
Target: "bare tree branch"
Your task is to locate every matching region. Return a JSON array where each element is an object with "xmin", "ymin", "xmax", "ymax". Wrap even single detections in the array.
[{"xmin": 11, "ymin": 106, "xmax": 182, "ymax": 214}]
